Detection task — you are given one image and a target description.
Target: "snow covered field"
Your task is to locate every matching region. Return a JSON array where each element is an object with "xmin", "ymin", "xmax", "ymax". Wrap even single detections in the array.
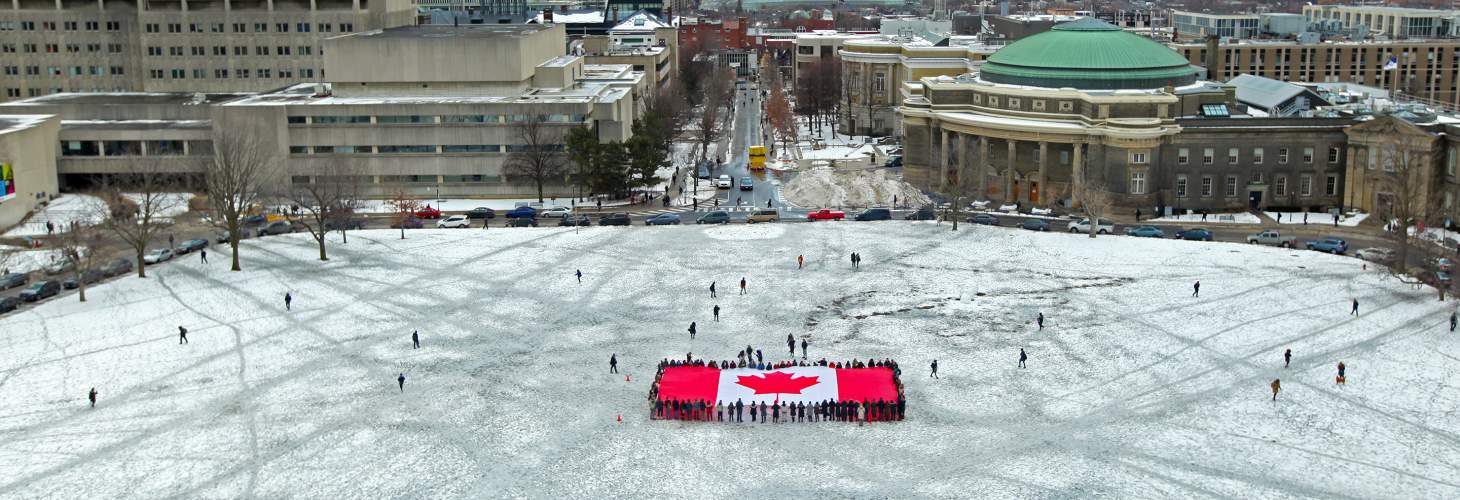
[{"xmin": 3, "ymin": 224, "xmax": 1460, "ymax": 498}]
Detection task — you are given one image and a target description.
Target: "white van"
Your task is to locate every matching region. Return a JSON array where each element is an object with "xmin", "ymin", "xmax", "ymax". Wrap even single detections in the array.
[{"xmin": 716, "ymin": 175, "xmax": 732, "ymax": 189}]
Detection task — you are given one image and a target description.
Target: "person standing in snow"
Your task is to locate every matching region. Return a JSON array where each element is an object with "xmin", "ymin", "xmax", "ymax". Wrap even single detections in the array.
[
  {"xmin": 412, "ymin": 330, "xmax": 420, "ymax": 349},
  {"xmin": 930, "ymin": 359, "xmax": 938, "ymax": 378},
  {"xmin": 709, "ymin": 282, "xmax": 716, "ymax": 298},
  {"xmin": 749, "ymin": 402, "xmax": 757, "ymax": 423},
  {"xmin": 800, "ymin": 339, "xmax": 808, "ymax": 359},
  {"xmin": 1018, "ymin": 349, "xmax": 1028, "ymax": 369},
  {"xmin": 397, "ymin": 373, "xmax": 406, "ymax": 393},
  {"xmin": 610, "ymin": 354, "xmax": 618, "ymax": 374},
  {"xmin": 178, "ymin": 326, "xmax": 188, "ymax": 344},
  {"xmin": 1337, "ymin": 361, "xmax": 1346, "ymax": 379},
  {"xmin": 1351, "ymin": 298, "xmax": 1359, "ymax": 315},
  {"xmin": 713, "ymin": 304, "xmax": 720, "ymax": 322},
  {"xmin": 1451, "ymin": 311, "xmax": 1456, "ymax": 332},
  {"xmin": 1284, "ymin": 348, "xmax": 1291, "ymax": 368},
  {"xmin": 688, "ymin": 321, "xmax": 696, "ymax": 340},
  {"xmin": 1270, "ymin": 379, "xmax": 1281, "ymax": 401},
  {"xmin": 787, "ymin": 333, "xmax": 795, "ymax": 356},
  {"xmin": 200, "ymin": 249, "xmax": 207, "ymax": 263},
  {"xmin": 576, "ymin": 269, "xmax": 582, "ymax": 283},
  {"xmin": 755, "ymin": 349, "xmax": 763, "ymax": 365},
  {"xmin": 798, "ymin": 255, "xmax": 804, "ymax": 269},
  {"xmin": 739, "ymin": 277, "xmax": 747, "ymax": 295},
  {"xmin": 850, "ymin": 252, "xmax": 856, "ymax": 267},
  {"xmin": 88, "ymin": 387, "xmax": 97, "ymax": 408},
  {"xmin": 1036, "ymin": 312, "xmax": 1044, "ymax": 330},
  {"xmin": 285, "ymin": 292, "xmax": 293, "ymax": 311},
  {"xmin": 1192, "ymin": 281, "xmax": 1200, "ymax": 297}
]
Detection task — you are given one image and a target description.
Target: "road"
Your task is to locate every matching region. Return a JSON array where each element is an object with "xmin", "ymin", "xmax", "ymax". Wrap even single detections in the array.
[{"xmin": 701, "ymin": 81, "xmax": 789, "ymax": 212}]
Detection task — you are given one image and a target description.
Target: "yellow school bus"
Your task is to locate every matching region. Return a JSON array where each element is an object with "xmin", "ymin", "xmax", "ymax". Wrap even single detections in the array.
[{"xmin": 748, "ymin": 145, "xmax": 766, "ymax": 171}]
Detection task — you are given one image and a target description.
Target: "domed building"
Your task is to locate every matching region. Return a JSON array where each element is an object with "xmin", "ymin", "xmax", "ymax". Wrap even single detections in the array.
[{"xmin": 900, "ymin": 18, "xmax": 1353, "ymax": 213}]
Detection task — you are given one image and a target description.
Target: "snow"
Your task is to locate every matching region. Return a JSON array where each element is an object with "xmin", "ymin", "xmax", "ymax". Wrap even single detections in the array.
[
  {"xmin": 2, "ymin": 194, "xmax": 106, "ymax": 237},
  {"xmin": 0, "ymin": 245, "xmax": 71, "ymax": 274},
  {"xmin": 3, "ymin": 224, "xmax": 1460, "ymax": 497},
  {"xmin": 353, "ymin": 198, "xmax": 575, "ymax": 213},
  {"xmin": 781, "ymin": 167, "xmax": 930, "ymax": 209},
  {"xmin": 1150, "ymin": 212, "xmax": 1263, "ymax": 224},
  {"xmin": 1264, "ymin": 211, "xmax": 1368, "ymax": 227}
]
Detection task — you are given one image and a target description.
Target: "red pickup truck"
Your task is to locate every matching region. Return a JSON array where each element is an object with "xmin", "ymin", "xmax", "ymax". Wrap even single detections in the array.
[
  {"xmin": 807, "ymin": 209, "xmax": 845, "ymax": 221},
  {"xmin": 414, "ymin": 205, "xmax": 442, "ymax": 219}
]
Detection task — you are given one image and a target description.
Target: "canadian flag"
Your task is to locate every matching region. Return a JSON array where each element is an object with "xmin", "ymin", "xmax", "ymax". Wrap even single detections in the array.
[{"xmin": 657, "ymin": 365, "xmax": 898, "ymax": 405}]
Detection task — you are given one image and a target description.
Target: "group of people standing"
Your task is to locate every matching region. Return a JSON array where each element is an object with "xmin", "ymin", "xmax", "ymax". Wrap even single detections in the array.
[{"xmin": 653, "ymin": 396, "xmax": 906, "ymax": 423}]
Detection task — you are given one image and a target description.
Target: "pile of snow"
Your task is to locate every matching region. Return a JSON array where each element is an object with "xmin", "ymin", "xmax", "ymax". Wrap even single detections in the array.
[
  {"xmin": 1264, "ymin": 211, "xmax": 1367, "ymax": 227},
  {"xmin": 4, "ymin": 224, "xmax": 1460, "ymax": 497},
  {"xmin": 1150, "ymin": 211, "xmax": 1262, "ymax": 224},
  {"xmin": 122, "ymin": 192, "xmax": 193, "ymax": 218},
  {"xmin": 0, "ymin": 245, "xmax": 73, "ymax": 274},
  {"xmin": 3, "ymin": 194, "xmax": 106, "ymax": 237},
  {"xmin": 781, "ymin": 167, "xmax": 929, "ymax": 208}
]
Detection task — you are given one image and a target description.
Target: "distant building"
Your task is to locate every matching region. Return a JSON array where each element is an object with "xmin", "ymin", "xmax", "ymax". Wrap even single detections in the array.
[
  {"xmin": 1303, "ymin": 5, "xmax": 1460, "ymax": 39},
  {"xmin": 1227, "ymin": 73, "xmax": 1331, "ymax": 117},
  {"xmin": 0, "ymin": 115, "xmax": 59, "ymax": 229},
  {"xmin": 1170, "ymin": 39, "xmax": 1460, "ymax": 106},
  {"xmin": 577, "ymin": 11, "xmax": 679, "ymax": 93},
  {"xmin": 837, "ymin": 35, "xmax": 999, "ymax": 136},
  {"xmin": 1171, "ymin": 11, "xmax": 1261, "ymax": 40},
  {"xmin": 987, "ymin": 14, "xmax": 1082, "ymax": 42}
]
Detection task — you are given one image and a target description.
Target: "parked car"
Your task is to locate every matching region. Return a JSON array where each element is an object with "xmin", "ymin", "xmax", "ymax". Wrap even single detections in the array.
[
  {"xmin": 1247, "ymin": 230, "xmax": 1297, "ymax": 247},
  {"xmin": 0, "ymin": 272, "xmax": 28, "ymax": 290},
  {"xmin": 466, "ymin": 207, "xmax": 497, "ymax": 219},
  {"xmin": 63, "ymin": 269, "xmax": 106, "ymax": 290},
  {"xmin": 143, "ymin": 248, "xmax": 174, "ymax": 264},
  {"xmin": 807, "ymin": 209, "xmax": 845, "ymax": 221},
  {"xmin": 505, "ymin": 206, "xmax": 537, "ymax": 219},
  {"xmin": 19, "ymin": 280, "xmax": 60, "ymax": 302},
  {"xmin": 1435, "ymin": 257, "xmax": 1455, "ymax": 272},
  {"xmin": 646, "ymin": 213, "xmax": 681, "ymax": 226},
  {"xmin": 243, "ymin": 214, "xmax": 268, "ymax": 226},
  {"xmin": 1020, "ymin": 219, "xmax": 1050, "ymax": 231},
  {"xmin": 414, "ymin": 206, "xmax": 442, "ymax": 219},
  {"xmin": 1176, "ymin": 228, "xmax": 1214, "ymax": 241},
  {"xmin": 1067, "ymin": 218, "xmax": 1114, "ymax": 234},
  {"xmin": 506, "ymin": 217, "xmax": 538, "ymax": 228},
  {"xmin": 436, "ymin": 215, "xmax": 471, "ymax": 228},
  {"xmin": 101, "ymin": 258, "xmax": 132, "ymax": 277},
  {"xmin": 697, "ymin": 211, "xmax": 731, "ymax": 224},
  {"xmin": 598, "ymin": 213, "xmax": 631, "ymax": 226},
  {"xmin": 540, "ymin": 206, "xmax": 571, "ymax": 218},
  {"xmin": 1125, "ymin": 226, "xmax": 1165, "ymax": 238},
  {"xmin": 904, "ymin": 207, "xmax": 936, "ymax": 220},
  {"xmin": 1356, "ymin": 247, "xmax": 1397, "ymax": 263},
  {"xmin": 1306, "ymin": 237, "xmax": 1349, "ymax": 254},
  {"xmin": 739, "ymin": 177, "xmax": 754, "ymax": 191},
  {"xmin": 885, "ymin": 155, "xmax": 903, "ymax": 168},
  {"xmin": 177, "ymin": 238, "xmax": 209, "ymax": 254},
  {"xmin": 968, "ymin": 214, "xmax": 1000, "ymax": 226},
  {"xmin": 324, "ymin": 218, "xmax": 366, "ymax": 231},
  {"xmin": 854, "ymin": 208, "xmax": 893, "ymax": 221},
  {"xmin": 748, "ymin": 209, "xmax": 780, "ymax": 224},
  {"xmin": 0, "ymin": 296, "xmax": 19, "ymax": 314},
  {"xmin": 389, "ymin": 216, "xmax": 424, "ymax": 229},
  {"xmin": 558, "ymin": 215, "xmax": 592, "ymax": 227},
  {"xmin": 697, "ymin": 163, "xmax": 712, "ymax": 179},
  {"xmin": 256, "ymin": 220, "xmax": 293, "ymax": 237},
  {"xmin": 716, "ymin": 175, "xmax": 733, "ymax": 189},
  {"xmin": 44, "ymin": 258, "xmax": 76, "ymax": 276},
  {"xmin": 215, "ymin": 229, "xmax": 249, "ymax": 243}
]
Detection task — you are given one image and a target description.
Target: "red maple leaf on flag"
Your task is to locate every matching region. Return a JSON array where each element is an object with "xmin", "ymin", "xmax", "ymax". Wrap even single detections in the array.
[{"xmin": 735, "ymin": 371, "xmax": 820, "ymax": 395}]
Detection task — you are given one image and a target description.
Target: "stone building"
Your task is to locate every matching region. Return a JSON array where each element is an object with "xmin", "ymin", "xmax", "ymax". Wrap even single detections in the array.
[
  {"xmin": 837, "ymin": 35, "xmax": 997, "ymax": 137},
  {"xmin": 1343, "ymin": 114, "xmax": 1460, "ymax": 218}
]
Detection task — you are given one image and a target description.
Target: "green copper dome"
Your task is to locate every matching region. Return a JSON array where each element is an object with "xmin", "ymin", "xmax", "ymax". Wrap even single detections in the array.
[{"xmin": 981, "ymin": 18, "xmax": 1198, "ymax": 90}]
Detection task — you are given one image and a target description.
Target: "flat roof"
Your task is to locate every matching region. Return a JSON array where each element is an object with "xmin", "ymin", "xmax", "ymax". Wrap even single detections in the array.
[
  {"xmin": 60, "ymin": 119, "xmax": 211, "ymax": 131},
  {"xmin": 0, "ymin": 115, "xmax": 51, "ymax": 135},
  {"xmin": 350, "ymin": 24, "xmax": 550, "ymax": 40},
  {"xmin": 4, "ymin": 92, "xmax": 253, "ymax": 106}
]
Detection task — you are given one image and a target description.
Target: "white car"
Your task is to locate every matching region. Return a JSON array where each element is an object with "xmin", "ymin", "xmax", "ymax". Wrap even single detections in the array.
[
  {"xmin": 540, "ymin": 206, "xmax": 572, "ymax": 218},
  {"xmin": 1356, "ymin": 247, "xmax": 1396, "ymax": 263},
  {"xmin": 143, "ymin": 248, "xmax": 174, "ymax": 264},
  {"xmin": 437, "ymin": 215, "xmax": 471, "ymax": 228},
  {"xmin": 1067, "ymin": 218, "xmax": 1115, "ymax": 234},
  {"xmin": 716, "ymin": 175, "xmax": 732, "ymax": 189}
]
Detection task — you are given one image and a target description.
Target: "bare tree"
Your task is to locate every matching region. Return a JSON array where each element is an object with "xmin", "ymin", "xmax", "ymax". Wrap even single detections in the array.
[
  {"xmin": 55, "ymin": 212, "xmax": 106, "ymax": 302},
  {"xmin": 504, "ymin": 113, "xmax": 568, "ymax": 203},
  {"xmin": 204, "ymin": 132, "xmax": 271, "ymax": 272},
  {"xmin": 98, "ymin": 160, "xmax": 182, "ymax": 278},
  {"xmin": 1371, "ymin": 131, "xmax": 1438, "ymax": 277},
  {"xmin": 694, "ymin": 69, "xmax": 734, "ymax": 164},
  {"xmin": 286, "ymin": 161, "xmax": 361, "ymax": 261},
  {"xmin": 940, "ymin": 164, "xmax": 978, "ymax": 231},
  {"xmin": 1072, "ymin": 183, "xmax": 1115, "ymax": 239},
  {"xmin": 386, "ymin": 190, "xmax": 420, "ymax": 240}
]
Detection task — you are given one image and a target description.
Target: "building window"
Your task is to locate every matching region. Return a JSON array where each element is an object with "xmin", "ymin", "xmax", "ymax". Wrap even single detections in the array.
[
  {"xmin": 1253, "ymin": 148, "xmax": 1264, "ymax": 164},
  {"xmin": 988, "ymin": 96, "xmax": 999, "ymax": 107},
  {"xmin": 1225, "ymin": 175, "xmax": 1238, "ymax": 197},
  {"xmin": 1303, "ymin": 147, "xmax": 1314, "ymax": 164},
  {"xmin": 1201, "ymin": 175, "xmax": 1213, "ymax": 197},
  {"xmin": 1176, "ymin": 176, "xmax": 1188, "ymax": 198},
  {"xmin": 1129, "ymin": 152, "xmax": 1148, "ymax": 164},
  {"xmin": 798, "ymin": 46, "xmax": 814, "ymax": 55},
  {"xmin": 872, "ymin": 72, "xmax": 885, "ymax": 94},
  {"xmin": 1300, "ymin": 174, "xmax": 1313, "ymax": 196},
  {"xmin": 1275, "ymin": 176, "xmax": 1288, "ymax": 196},
  {"xmin": 1329, "ymin": 146, "xmax": 1341, "ymax": 163},
  {"xmin": 1326, "ymin": 174, "xmax": 1338, "ymax": 195},
  {"xmin": 278, "ymin": 46, "xmax": 291, "ymax": 55},
  {"xmin": 1177, "ymin": 148, "xmax": 1189, "ymax": 165},
  {"xmin": 1202, "ymin": 148, "xmax": 1214, "ymax": 164},
  {"xmin": 299, "ymin": 46, "xmax": 314, "ymax": 56},
  {"xmin": 1058, "ymin": 101, "xmax": 1072, "ymax": 112},
  {"xmin": 275, "ymin": 23, "xmax": 289, "ymax": 32},
  {"xmin": 1130, "ymin": 171, "xmax": 1146, "ymax": 195},
  {"xmin": 1008, "ymin": 98, "xmax": 1020, "ymax": 109},
  {"xmin": 1227, "ymin": 148, "xmax": 1239, "ymax": 163},
  {"xmin": 1032, "ymin": 100, "xmax": 1046, "ymax": 111},
  {"xmin": 1279, "ymin": 148, "xmax": 1289, "ymax": 164},
  {"xmin": 296, "ymin": 22, "xmax": 311, "ymax": 33}
]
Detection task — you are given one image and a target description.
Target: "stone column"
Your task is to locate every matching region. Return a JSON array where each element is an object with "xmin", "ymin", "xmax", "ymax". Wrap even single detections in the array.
[
  {"xmin": 1344, "ymin": 145, "xmax": 1359, "ymax": 210},
  {"xmin": 1071, "ymin": 141, "xmax": 1085, "ymax": 207},
  {"xmin": 957, "ymin": 133, "xmax": 970, "ymax": 189},
  {"xmin": 978, "ymin": 136, "xmax": 989, "ymax": 201},
  {"xmin": 939, "ymin": 130, "xmax": 950, "ymax": 190},
  {"xmin": 1037, "ymin": 141, "xmax": 1049, "ymax": 206},
  {"xmin": 1005, "ymin": 139, "xmax": 1017, "ymax": 201}
]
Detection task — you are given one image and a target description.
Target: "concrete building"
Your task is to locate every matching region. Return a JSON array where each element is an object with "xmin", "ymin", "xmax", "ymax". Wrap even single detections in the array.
[
  {"xmin": 0, "ymin": 22, "xmax": 646, "ymax": 200},
  {"xmin": 1170, "ymin": 39, "xmax": 1460, "ymax": 107},
  {"xmin": 986, "ymin": 14, "xmax": 1081, "ymax": 42},
  {"xmin": 1303, "ymin": 5, "xmax": 1460, "ymax": 40},
  {"xmin": 1342, "ymin": 113, "xmax": 1460, "ymax": 218},
  {"xmin": 577, "ymin": 10, "xmax": 677, "ymax": 92},
  {"xmin": 837, "ymin": 34, "xmax": 998, "ymax": 137},
  {"xmin": 0, "ymin": 0, "xmax": 416, "ymax": 102},
  {"xmin": 1227, "ymin": 73, "xmax": 1330, "ymax": 117},
  {"xmin": 0, "ymin": 114, "xmax": 59, "ymax": 229},
  {"xmin": 1171, "ymin": 11, "xmax": 1260, "ymax": 40}
]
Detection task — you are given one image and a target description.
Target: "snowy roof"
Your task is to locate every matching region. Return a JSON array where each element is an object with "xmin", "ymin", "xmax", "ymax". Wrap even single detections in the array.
[
  {"xmin": 609, "ymin": 10, "xmax": 672, "ymax": 31},
  {"xmin": 799, "ymin": 144, "xmax": 878, "ymax": 161},
  {"xmin": 0, "ymin": 114, "xmax": 51, "ymax": 134},
  {"xmin": 530, "ymin": 11, "xmax": 606, "ymax": 24},
  {"xmin": 1227, "ymin": 73, "xmax": 1321, "ymax": 111}
]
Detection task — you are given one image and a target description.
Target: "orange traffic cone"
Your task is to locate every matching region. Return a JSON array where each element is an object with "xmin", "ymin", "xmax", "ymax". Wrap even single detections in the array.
[{"xmin": 625, "ymin": 375, "xmax": 631, "ymax": 382}]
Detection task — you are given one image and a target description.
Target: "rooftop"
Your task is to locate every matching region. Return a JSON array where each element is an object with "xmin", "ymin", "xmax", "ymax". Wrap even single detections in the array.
[
  {"xmin": 981, "ymin": 18, "xmax": 1198, "ymax": 90},
  {"xmin": 4, "ymin": 92, "xmax": 252, "ymax": 106},
  {"xmin": 1227, "ymin": 73, "xmax": 1311, "ymax": 110},
  {"xmin": 350, "ymin": 24, "xmax": 550, "ymax": 39},
  {"xmin": 60, "ymin": 119, "xmax": 211, "ymax": 131},
  {"xmin": 0, "ymin": 115, "xmax": 51, "ymax": 135}
]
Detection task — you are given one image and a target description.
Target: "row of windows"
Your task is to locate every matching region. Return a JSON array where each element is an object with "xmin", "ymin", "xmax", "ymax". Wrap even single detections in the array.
[
  {"xmin": 287, "ymin": 145, "xmax": 566, "ymax": 154},
  {"xmin": 1166, "ymin": 173, "xmax": 1339, "ymax": 198},
  {"xmin": 286, "ymin": 114, "xmax": 588, "ymax": 125},
  {"xmin": 143, "ymin": 22, "xmax": 352, "ymax": 34},
  {"xmin": 291, "ymin": 175, "xmax": 506, "ymax": 184},
  {"xmin": 1, "ymin": 43, "xmax": 125, "ymax": 54},
  {"xmin": 3, "ymin": 65, "xmax": 125, "ymax": 76},
  {"xmin": 0, "ymin": 21, "xmax": 122, "ymax": 32},
  {"xmin": 1174, "ymin": 147, "xmax": 1340, "ymax": 166},
  {"xmin": 144, "ymin": 68, "xmax": 318, "ymax": 79},
  {"xmin": 60, "ymin": 140, "xmax": 211, "ymax": 157},
  {"xmin": 5, "ymin": 86, "xmax": 127, "ymax": 97},
  {"xmin": 147, "ymin": 45, "xmax": 317, "ymax": 57}
]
